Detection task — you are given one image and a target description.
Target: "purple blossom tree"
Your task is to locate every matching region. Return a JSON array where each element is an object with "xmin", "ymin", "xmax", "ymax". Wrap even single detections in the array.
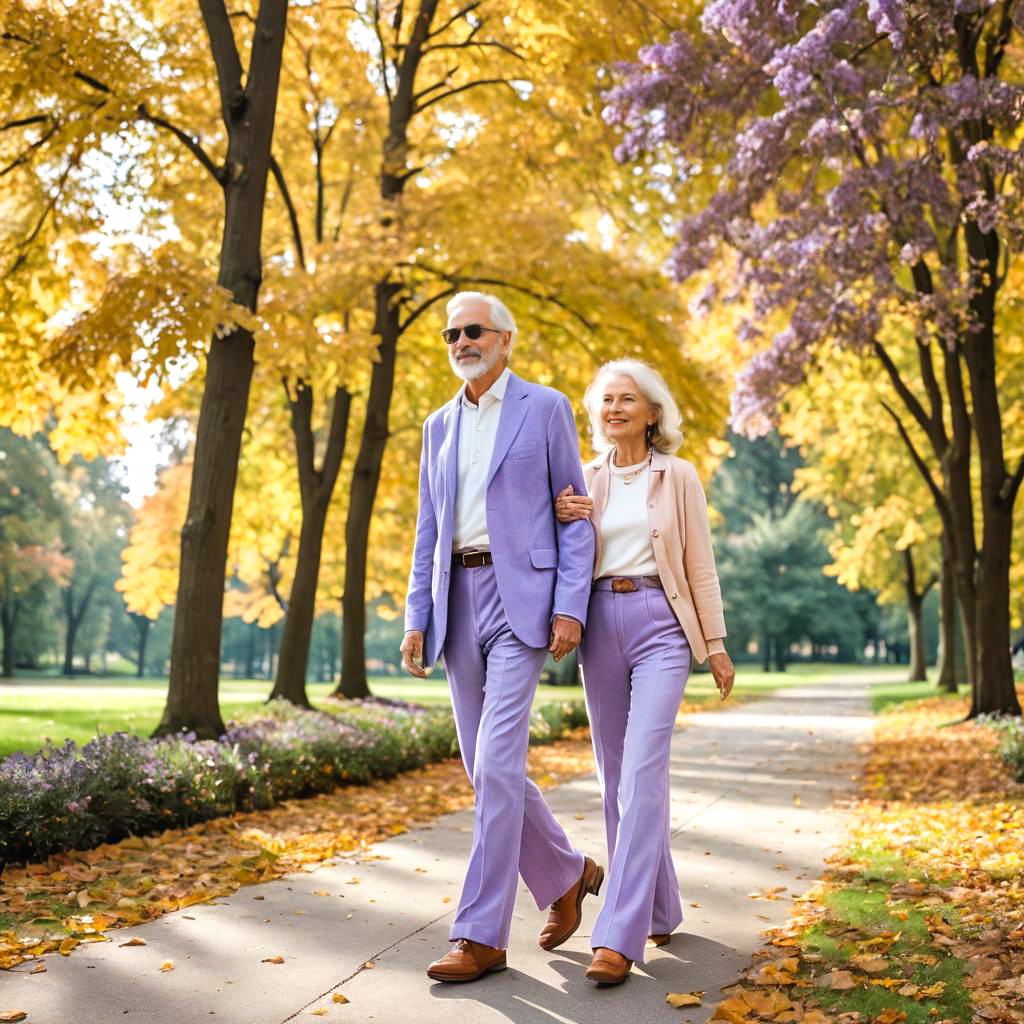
[{"xmin": 605, "ymin": 0, "xmax": 1024, "ymax": 716}]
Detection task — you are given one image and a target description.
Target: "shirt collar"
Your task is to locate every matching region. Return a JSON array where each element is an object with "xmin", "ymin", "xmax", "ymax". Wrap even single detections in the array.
[{"xmin": 460, "ymin": 366, "xmax": 511, "ymax": 408}]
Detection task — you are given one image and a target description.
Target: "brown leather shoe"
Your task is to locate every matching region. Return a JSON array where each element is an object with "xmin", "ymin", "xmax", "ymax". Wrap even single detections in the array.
[
  {"xmin": 648, "ymin": 932, "xmax": 672, "ymax": 947},
  {"xmin": 585, "ymin": 947, "xmax": 633, "ymax": 985},
  {"xmin": 426, "ymin": 939, "xmax": 507, "ymax": 982},
  {"xmin": 538, "ymin": 856, "xmax": 604, "ymax": 950}
]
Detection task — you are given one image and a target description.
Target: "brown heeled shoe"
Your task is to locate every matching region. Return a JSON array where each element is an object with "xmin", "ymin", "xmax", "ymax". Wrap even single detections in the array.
[
  {"xmin": 538, "ymin": 856, "xmax": 605, "ymax": 950},
  {"xmin": 585, "ymin": 947, "xmax": 633, "ymax": 985},
  {"xmin": 648, "ymin": 932, "xmax": 672, "ymax": 947}
]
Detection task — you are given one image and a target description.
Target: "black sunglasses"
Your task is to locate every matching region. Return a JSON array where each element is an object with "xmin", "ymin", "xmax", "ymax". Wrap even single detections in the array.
[{"xmin": 441, "ymin": 324, "xmax": 505, "ymax": 345}]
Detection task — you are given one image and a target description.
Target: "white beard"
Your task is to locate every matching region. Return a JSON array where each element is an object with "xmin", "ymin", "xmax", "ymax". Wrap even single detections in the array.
[{"xmin": 449, "ymin": 345, "xmax": 501, "ymax": 381}]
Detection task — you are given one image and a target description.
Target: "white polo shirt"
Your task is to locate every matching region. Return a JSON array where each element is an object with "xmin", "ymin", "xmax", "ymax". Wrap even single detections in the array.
[{"xmin": 452, "ymin": 367, "xmax": 511, "ymax": 552}]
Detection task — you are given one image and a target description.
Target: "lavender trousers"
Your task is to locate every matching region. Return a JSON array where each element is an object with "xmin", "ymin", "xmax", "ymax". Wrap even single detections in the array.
[
  {"xmin": 579, "ymin": 582, "xmax": 692, "ymax": 963},
  {"xmin": 442, "ymin": 563, "xmax": 585, "ymax": 949}
]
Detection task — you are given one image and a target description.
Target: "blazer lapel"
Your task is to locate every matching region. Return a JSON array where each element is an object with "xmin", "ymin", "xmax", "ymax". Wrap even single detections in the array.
[
  {"xmin": 486, "ymin": 372, "xmax": 529, "ymax": 487},
  {"xmin": 440, "ymin": 389, "xmax": 464, "ymax": 516}
]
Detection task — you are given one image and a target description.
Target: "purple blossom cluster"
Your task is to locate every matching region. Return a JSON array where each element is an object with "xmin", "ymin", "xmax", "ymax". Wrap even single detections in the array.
[{"xmin": 603, "ymin": 1, "xmax": 1024, "ymax": 434}]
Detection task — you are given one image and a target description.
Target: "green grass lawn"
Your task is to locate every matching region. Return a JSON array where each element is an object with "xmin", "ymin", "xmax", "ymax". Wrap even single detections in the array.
[
  {"xmin": 0, "ymin": 662, "xmax": 906, "ymax": 760},
  {"xmin": 869, "ymin": 676, "xmax": 971, "ymax": 712}
]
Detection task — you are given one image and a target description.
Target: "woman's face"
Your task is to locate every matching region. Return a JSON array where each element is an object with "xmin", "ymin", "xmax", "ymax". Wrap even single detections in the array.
[{"xmin": 599, "ymin": 374, "xmax": 659, "ymax": 448}]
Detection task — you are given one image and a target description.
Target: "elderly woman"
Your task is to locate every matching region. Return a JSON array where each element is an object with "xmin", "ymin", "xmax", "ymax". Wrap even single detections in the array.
[{"xmin": 555, "ymin": 359, "xmax": 735, "ymax": 986}]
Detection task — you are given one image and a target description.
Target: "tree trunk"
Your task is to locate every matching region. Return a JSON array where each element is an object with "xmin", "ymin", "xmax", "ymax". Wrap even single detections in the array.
[
  {"xmin": 774, "ymin": 637, "xmax": 787, "ymax": 672},
  {"xmin": 62, "ymin": 576, "xmax": 98, "ymax": 676},
  {"xmin": 960, "ymin": 279, "xmax": 1020, "ymax": 714},
  {"xmin": 969, "ymin": 498, "xmax": 1020, "ymax": 715},
  {"xmin": 335, "ymin": 281, "xmax": 401, "ymax": 699},
  {"xmin": 131, "ymin": 614, "xmax": 151, "ymax": 678},
  {"xmin": 1, "ymin": 590, "xmax": 15, "ymax": 679},
  {"xmin": 333, "ymin": 0, "xmax": 441, "ymax": 699},
  {"xmin": 155, "ymin": 0, "xmax": 290, "ymax": 739},
  {"xmin": 270, "ymin": 383, "xmax": 351, "ymax": 707},
  {"xmin": 936, "ymin": 534, "xmax": 959, "ymax": 693},
  {"xmin": 902, "ymin": 546, "xmax": 931, "ymax": 683},
  {"xmin": 761, "ymin": 629, "xmax": 771, "ymax": 673}
]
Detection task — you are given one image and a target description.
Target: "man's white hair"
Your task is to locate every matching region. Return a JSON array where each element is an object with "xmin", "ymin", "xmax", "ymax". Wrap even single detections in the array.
[
  {"xmin": 583, "ymin": 359, "xmax": 685, "ymax": 454},
  {"xmin": 446, "ymin": 290, "xmax": 518, "ymax": 351}
]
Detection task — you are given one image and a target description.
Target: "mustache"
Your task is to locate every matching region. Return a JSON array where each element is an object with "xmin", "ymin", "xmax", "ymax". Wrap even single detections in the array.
[{"xmin": 452, "ymin": 347, "xmax": 483, "ymax": 359}]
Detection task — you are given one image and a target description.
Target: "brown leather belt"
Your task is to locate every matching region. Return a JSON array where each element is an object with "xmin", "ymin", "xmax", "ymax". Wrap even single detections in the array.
[
  {"xmin": 453, "ymin": 550, "xmax": 493, "ymax": 568},
  {"xmin": 592, "ymin": 575, "xmax": 663, "ymax": 593}
]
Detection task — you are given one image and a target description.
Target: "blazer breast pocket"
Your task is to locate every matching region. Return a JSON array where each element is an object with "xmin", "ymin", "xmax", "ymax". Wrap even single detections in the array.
[{"xmin": 507, "ymin": 441, "xmax": 541, "ymax": 461}]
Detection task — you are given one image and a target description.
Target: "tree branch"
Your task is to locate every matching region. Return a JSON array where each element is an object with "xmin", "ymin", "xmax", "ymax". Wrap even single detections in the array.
[
  {"xmin": 1, "ymin": 114, "xmax": 50, "ymax": 131},
  {"xmin": 422, "ymin": 38, "xmax": 524, "ymax": 60},
  {"xmin": 414, "ymin": 77, "xmax": 518, "ymax": 114},
  {"xmin": 371, "ymin": 0, "xmax": 395, "ymax": 105},
  {"xmin": 871, "ymin": 337, "xmax": 940, "ymax": 449},
  {"xmin": 1005, "ymin": 450, "xmax": 1024, "ymax": 509},
  {"xmin": 319, "ymin": 386, "xmax": 353, "ymax": 496},
  {"xmin": 198, "ymin": 0, "xmax": 246, "ymax": 127},
  {"xmin": 0, "ymin": 120, "xmax": 60, "ymax": 178},
  {"xmin": 398, "ymin": 286, "xmax": 458, "ymax": 334},
  {"xmin": 8, "ymin": 160, "xmax": 73, "ymax": 276},
  {"xmin": 879, "ymin": 399, "xmax": 951, "ymax": 527},
  {"xmin": 138, "ymin": 104, "xmax": 222, "ymax": 183},
  {"xmin": 269, "ymin": 155, "xmax": 306, "ymax": 269},
  {"xmin": 426, "ymin": 1, "xmax": 484, "ymax": 40}
]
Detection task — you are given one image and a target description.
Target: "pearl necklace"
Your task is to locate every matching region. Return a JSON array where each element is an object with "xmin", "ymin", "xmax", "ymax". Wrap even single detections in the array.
[{"xmin": 610, "ymin": 448, "xmax": 653, "ymax": 486}]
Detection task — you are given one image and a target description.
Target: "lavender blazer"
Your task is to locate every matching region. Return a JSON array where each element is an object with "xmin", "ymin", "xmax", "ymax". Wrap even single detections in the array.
[{"xmin": 404, "ymin": 371, "xmax": 595, "ymax": 667}]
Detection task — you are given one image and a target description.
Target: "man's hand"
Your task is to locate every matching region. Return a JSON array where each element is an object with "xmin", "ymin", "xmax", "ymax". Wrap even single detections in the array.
[
  {"xmin": 708, "ymin": 651, "xmax": 735, "ymax": 701},
  {"xmin": 400, "ymin": 630, "xmax": 428, "ymax": 678},
  {"xmin": 549, "ymin": 615, "xmax": 582, "ymax": 662}
]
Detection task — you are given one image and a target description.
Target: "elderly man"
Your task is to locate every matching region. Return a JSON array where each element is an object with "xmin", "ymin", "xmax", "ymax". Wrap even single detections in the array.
[{"xmin": 401, "ymin": 290, "xmax": 602, "ymax": 983}]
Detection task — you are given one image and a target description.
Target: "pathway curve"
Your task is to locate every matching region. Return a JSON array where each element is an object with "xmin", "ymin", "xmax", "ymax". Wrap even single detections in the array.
[{"xmin": 6, "ymin": 675, "xmax": 877, "ymax": 1024}]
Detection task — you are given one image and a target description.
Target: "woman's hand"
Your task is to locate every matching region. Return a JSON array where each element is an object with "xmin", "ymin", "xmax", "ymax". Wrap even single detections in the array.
[
  {"xmin": 708, "ymin": 651, "xmax": 735, "ymax": 701},
  {"xmin": 555, "ymin": 484, "xmax": 594, "ymax": 523}
]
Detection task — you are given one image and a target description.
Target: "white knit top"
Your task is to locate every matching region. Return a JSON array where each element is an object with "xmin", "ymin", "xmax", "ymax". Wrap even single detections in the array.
[{"xmin": 594, "ymin": 456, "xmax": 659, "ymax": 580}]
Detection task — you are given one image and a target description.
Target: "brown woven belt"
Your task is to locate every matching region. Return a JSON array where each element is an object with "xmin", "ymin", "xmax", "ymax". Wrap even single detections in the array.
[
  {"xmin": 592, "ymin": 575, "xmax": 663, "ymax": 593},
  {"xmin": 453, "ymin": 550, "xmax": 493, "ymax": 569}
]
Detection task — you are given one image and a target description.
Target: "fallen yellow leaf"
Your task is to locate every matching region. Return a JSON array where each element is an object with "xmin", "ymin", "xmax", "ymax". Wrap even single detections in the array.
[
  {"xmin": 0, "ymin": 1013, "xmax": 27, "ymax": 1023},
  {"xmin": 262, "ymin": 956, "xmax": 285, "ymax": 964},
  {"xmin": 875, "ymin": 1011, "xmax": 906, "ymax": 1024},
  {"xmin": 310, "ymin": 1011, "xmax": 327, "ymax": 1017},
  {"xmin": 332, "ymin": 994, "xmax": 349, "ymax": 1004},
  {"xmin": 852, "ymin": 956, "xmax": 888, "ymax": 974},
  {"xmin": 667, "ymin": 992, "xmax": 704, "ymax": 1007},
  {"xmin": 711, "ymin": 1006, "xmax": 750, "ymax": 1024},
  {"xmin": 159, "ymin": 961, "xmax": 173, "ymax": 972},
  {"xmin": 119, "ymin": 938, "xmax": 146, "ymax": 947}
]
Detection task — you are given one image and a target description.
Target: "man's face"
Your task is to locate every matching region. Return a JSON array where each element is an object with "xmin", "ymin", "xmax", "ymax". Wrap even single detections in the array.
[{"xmin": 446, "ymin": 299, "xmax": 510, "ymax": 382}]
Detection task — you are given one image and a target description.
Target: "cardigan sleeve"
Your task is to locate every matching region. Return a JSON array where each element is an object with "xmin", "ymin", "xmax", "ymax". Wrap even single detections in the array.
[{"xmin": 679, "ymin": 465, "xmax": 728, "ymax": 644}]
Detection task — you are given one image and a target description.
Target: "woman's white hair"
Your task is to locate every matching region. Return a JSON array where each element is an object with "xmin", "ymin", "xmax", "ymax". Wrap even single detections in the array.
[
  {"xmin": 446, "ymin": 290, "xmax": 517, "ymax": 351},
  {"xmin": 583, "ymin": 359, "xmax": 684, "ymax": 454}
]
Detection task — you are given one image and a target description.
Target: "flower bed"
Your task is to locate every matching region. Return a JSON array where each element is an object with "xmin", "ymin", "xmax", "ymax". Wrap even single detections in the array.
[{"xmin": 0, "ymin": 697, "xmax": 589, "ymax": 866}]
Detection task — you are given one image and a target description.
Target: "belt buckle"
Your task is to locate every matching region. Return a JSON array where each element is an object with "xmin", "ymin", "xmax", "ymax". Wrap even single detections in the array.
[{"xmin": 611, "ymin": 577, "xmax": 637, "ymax": 593}]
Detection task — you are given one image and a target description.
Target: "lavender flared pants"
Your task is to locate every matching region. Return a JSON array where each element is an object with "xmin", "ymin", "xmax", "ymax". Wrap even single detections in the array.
[
  {"xmin": 442, "ymin": 563, "xmax": 585, "ymax": 949},
  {"xmin": 579, "ymin": 582, "xmax": 692, "ymax": 963}
]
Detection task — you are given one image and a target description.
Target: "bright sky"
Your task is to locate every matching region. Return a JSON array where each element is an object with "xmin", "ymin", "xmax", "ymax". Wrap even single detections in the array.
[{"xmin": 110, "ymin": 372, "xmax": 168, "ymax": 508}]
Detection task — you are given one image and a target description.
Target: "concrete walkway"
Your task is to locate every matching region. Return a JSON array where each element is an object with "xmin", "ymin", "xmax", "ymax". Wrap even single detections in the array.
[{"xmin": 5, "ymin": 676, "xmax": 875, "ymax": 1024}]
